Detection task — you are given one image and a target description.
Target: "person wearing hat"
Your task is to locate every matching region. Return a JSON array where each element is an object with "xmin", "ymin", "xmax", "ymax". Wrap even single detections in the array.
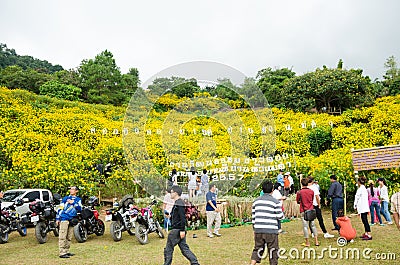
[
  {"xmin": 287, "ymin": 172, "xmax": 294, "ymax": 194},
  {"xmin": 56, "ymin": 186, "xmax": 82, "ymax": 258},
  {"xmin": 367, "ymin": 179, "xmax": 384, "ymax": 226},
  {"xmin": 377, "ymin": 178, "xmax": 393, "ymax": 225}
]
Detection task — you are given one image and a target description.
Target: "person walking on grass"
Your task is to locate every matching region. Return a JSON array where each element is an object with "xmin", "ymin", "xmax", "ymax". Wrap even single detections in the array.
[
  {"xmin": 164, "ymin": 185, "xmax": 200, "ymax": 265},
  {"xmin": 272, "ymin": 182, "xmax": 286, "ymax": 233},
  {"xmin": 206, "ymin": 184, "xmax": 221, "ymax": 238},
  {"xmin": 308, "ymin": 177, "xmax": 334, "ymax": 238},
  {"xmin": 56, "ymin": 186, "xmax": 82, "ymax": 258},
  {"xmin": 378, "ymin": 178, "xmax": 393, "ymax": 225},
  {"xmin": 327, "ymin": 175, "xmax": 344, "ymax": 231},
  {"xmin": 354, "ymin": 176, "xmax": 372, "ymax": 240},
  {"xmin": 367, "ymin": 179, "xmax": 384, "ymax": 226},
  {"xmin": 297, "ymin": 178, "xmax": 319, "ymax": 247},
  {"xmin": 250, "ymin": 181, "xmax": 283, "ymax": 265}
]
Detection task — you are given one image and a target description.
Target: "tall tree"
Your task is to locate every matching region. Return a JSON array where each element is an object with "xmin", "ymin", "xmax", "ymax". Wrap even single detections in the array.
[
  {"xmin": 282, "ymin": 67, "xmax": 373, "ymax": 112},
  {"xmin": 256, "ymin": 67, "xmax": 296, "ymax": 108},
  {"xmin": 383, "ymin": 56, "xmax": 400, "ymax": 96},
  {"xmin": 78, "ymin": 50, "xmax": 124, "ymax": 105}
]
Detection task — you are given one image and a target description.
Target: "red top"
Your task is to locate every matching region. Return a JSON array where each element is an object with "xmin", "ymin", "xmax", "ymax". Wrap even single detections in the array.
[
  {"xmin": 336, "ymin": 216, "xmax": 357, "ymax": 241},
  {"xmin": 284, "ymin": 178, "xmax": 290, "ymax": 188},
  {"xmin": 296, "ymin": 188, "xmax": 314, "ymax": 213}
]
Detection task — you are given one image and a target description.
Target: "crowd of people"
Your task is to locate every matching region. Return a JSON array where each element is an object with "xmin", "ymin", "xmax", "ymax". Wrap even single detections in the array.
[
  {"xmin": 2, "ymin": 169, "xmax": 400, "ymax": 264},
  {"xmin": 250, "ymin": 172, "xmax": 400, "ymax": 265}
]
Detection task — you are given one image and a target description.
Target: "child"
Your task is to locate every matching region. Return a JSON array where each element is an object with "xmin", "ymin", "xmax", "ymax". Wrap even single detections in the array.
[{"xmin": 335, "ymin": 209, "xmax": 356, "ymax": 242}]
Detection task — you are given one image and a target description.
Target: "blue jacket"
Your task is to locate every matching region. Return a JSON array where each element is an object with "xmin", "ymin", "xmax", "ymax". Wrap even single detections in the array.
[{"xmin": 56, "ymin": 195, "xmax": 82, "ymax": 221}]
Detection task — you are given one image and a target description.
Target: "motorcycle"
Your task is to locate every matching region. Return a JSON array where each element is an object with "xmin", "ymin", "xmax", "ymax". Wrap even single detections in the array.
[
  {"xmin": 135, "ymin": 199, "xmax": 164, "ymax": 244},
  {"xmin": 73, "ymin": 196, "xmax": 105, "ymax": 243},
  {"xmin": 106, "ymin": 194, "xmax": 139, "ymax": 242},
  {"xmin": 29, "ymin": 193, "xmax": 62, "ymax": 244},
  {"xmin": 0, "ymin": 199, "xmax": 29, "ymax": 243}
]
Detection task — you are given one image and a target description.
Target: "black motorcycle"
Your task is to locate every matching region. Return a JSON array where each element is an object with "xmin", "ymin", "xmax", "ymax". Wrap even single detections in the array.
[
  {"xmin": 29, "ymin": 193, "xmax": 62, "ymax": 244},
  {"xmin": 106, "ymin": 194, "xmax": 139, "ymax": 241},
  {"xmin": 0, "ymin": 199, "xmax": 28, "ymax": 243},
  {"xmin": 73, "ymin": 196, "xmax": 105, "ymax": 243},
  {"xmin": 135, "ymin": 199, "xmax": 164, "ymax": 244}
]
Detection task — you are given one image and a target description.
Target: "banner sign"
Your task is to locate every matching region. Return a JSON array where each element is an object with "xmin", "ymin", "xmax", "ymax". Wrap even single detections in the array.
[{"xmin": 351, "ymin": 144, "xmax": 400, "ymax": 171}]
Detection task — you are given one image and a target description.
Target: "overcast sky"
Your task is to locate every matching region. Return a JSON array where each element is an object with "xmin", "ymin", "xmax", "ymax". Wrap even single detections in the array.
[{"xmin": 1, "ymin": 0, "xmax": 399, "ymax": 83}]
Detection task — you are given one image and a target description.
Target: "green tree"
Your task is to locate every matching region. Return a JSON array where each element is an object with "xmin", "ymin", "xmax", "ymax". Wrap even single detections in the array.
[
  {"xmin": 78, "ymin": 50, "xmax": 124, "ymax": 105},
  {"xmin": 282, "ymin": 67, "xmax": 373, "ymax": 112},
  {"xmin": 39, "ymin": 80, "xmax": 81, "ymax": 101},
  {"xmin": 121, "ymin": 68, "xmax": 140, "ymax": 98},
  {"xmin": 383, "ymin": 56, "xmax": 400, "ymax": 96},
  {"xmin": 256, "ymin": 67, "xmax": 296, "ymax": 108},
  {"xmin": 0, "ymin": 65, "xmax": 50, "ymax": 93},
  {"xmin": 53, "ymin": 69, "xmax": 81, "ymax": 88},
  {"xmin": 148, "ymin": 76, "xmax": 200, "ymax": 98},
  {"xmin": 0, "ymin": 43, "xmax": 63, "ymax": 73}
]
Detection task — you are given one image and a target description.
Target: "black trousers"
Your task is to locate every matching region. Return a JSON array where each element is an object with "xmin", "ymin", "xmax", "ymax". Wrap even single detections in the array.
[
  {"xmin": 360, "ymin": 212, "xmax": 371, "ymax": 233},
  {"xmin": 309, "ymin": 205, "xmax": 327, "ymax": 234},
  {"xmin": 163, "ymin": 229, "xmax": 199, "ymax": 265}
]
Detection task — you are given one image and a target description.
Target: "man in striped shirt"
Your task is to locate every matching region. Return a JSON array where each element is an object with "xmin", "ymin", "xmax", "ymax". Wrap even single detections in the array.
[{"xmin": 250, "ymin": 181, "xmax": 284, "ymax": 265}]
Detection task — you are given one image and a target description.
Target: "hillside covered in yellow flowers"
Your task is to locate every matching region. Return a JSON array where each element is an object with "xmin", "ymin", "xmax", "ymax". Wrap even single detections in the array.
[{"xmin": 1, "ymin": 87, "xmax": 399, "ymax": 197}]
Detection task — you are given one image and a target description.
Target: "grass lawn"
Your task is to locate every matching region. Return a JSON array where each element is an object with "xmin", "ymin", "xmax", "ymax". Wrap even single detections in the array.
[{"xmin": 1, "ymin": 210, "xmax": 399, "ymax": 265}]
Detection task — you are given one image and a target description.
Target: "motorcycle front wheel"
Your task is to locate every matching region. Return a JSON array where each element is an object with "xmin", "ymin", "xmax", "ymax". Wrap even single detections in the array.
[
  {"xmin": 35, "ymin": 222, "xmax": 47, "ymax": 244},
  {"xmin": 17, "ymin": 222, "xmax": 27, "ymax": 237},
  {"xmin": 110, "ymin": 221, "xmax": 122, "ymax": 241},
  {"xmin": 135, "ymin": 223, "xmax": 148, "ymax": 244},
  {"xmin": 155, "ymin": 221, "xmax": 165, "ymax": 239},
  {"xmin": 0, "ymin": 231, "xmax": 9, "ymax": 244},
  {"xmin": 95, "ymin": 219, "xmax": 105, "ymax": 236},
  {"xmin": 74, "ymin": 223, "xmax": 88, "ymax": 243}
]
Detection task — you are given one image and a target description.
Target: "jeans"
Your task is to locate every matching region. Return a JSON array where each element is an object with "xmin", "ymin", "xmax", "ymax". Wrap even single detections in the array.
[
  {"xmin": 370, "ymin": 201, "xmax": 383, "ymax": 224},
  {"xmin": 380, "ymin": 201, "xmax": 392, "ymax": 222},
  {"xmin": 332, "ymin": 198, "xmax": 344, "ymax": 230},
  {"xmin": 164, "ymin": 210, "xmax": 171, "ymax": 229},
  {"xmin": 163, "ymin": 229, "xmax": 199, "ymax": 265}
]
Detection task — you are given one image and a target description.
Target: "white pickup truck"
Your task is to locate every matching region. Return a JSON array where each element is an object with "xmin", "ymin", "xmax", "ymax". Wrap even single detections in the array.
[{"xmin": 1, "ymin": 189, "xmax": 53, "ymax": 215}]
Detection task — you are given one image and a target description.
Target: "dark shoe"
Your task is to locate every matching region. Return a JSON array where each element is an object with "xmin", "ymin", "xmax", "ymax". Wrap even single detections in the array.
[
  {"xmin": 67, "ymin": 253, "xmax": 75, "ymax": 257},
  {"xmin": 362, "ymin": 236, "xmax": 372, "ymax": 240},
  {"xmin": 59, "ymin": 254, "xmax": 70, "ymax": 259}
]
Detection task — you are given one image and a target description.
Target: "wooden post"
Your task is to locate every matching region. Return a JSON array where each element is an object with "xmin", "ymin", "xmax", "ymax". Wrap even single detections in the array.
[{"xmin": 344, "ymin": 181, "xmax": 347, "ymax": 216}]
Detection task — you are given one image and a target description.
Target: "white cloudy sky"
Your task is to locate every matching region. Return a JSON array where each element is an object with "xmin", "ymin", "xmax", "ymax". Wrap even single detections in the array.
[{"xmin": 1, "ymin": 0, "xmax": 399, "ymax": 83}]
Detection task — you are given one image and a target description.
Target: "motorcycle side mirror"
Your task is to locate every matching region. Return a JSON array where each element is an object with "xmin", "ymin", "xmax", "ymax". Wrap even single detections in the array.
[{"xmin": 152, "ymin": 199, "xmax": 157, "ymax": 204}]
